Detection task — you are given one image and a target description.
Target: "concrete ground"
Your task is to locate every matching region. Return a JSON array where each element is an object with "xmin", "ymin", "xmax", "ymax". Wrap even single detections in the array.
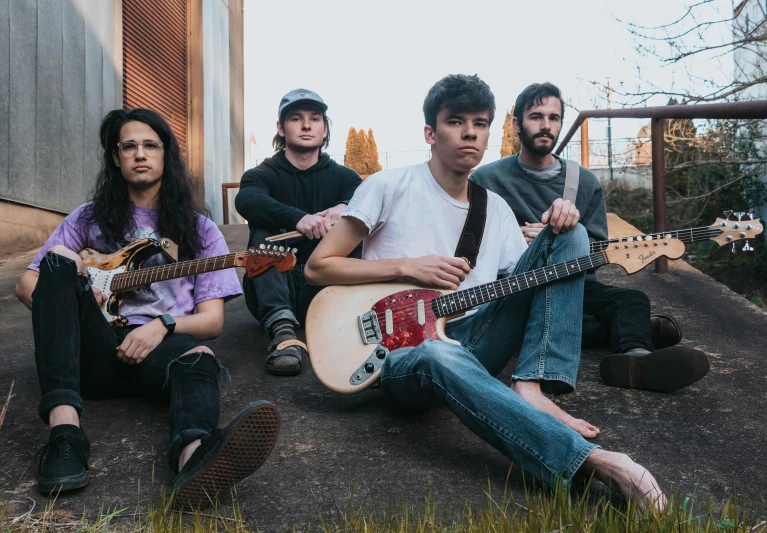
[{"xmin": 1, "ymin": 223, "xmax": 766, "ymax": 530}]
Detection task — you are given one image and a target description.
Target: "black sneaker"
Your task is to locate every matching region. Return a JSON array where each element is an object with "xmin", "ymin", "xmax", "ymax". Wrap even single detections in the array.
[
  {"xmin": 600, "ymin": 346, "xmax": 710, "ymax": 391},
  {"xmin": 37, "ymin": 424, "xmax": 90, "ymax": 494},
  {"xmin": 172, "ymin": 401, "xmax": 280, "ymax": 510}
]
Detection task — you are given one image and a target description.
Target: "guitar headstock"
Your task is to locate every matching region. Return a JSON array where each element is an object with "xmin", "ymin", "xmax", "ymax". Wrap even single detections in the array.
[
  {"xmin": 709, "ymin": 212, "xmax": 762, "ymax": 250},
  {"xmin": 236, "ymin": 245, "xmax": 298, "ymax": 278},
  {"xmin": 604, "ymin": 235, "xmax": 686, "ymax": 274}
]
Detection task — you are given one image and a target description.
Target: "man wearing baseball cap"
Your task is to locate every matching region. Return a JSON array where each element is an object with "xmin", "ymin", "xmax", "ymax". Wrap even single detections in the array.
[{"xmin": 235, "ymin": 89, "xmax": 362, "ymax": 376}]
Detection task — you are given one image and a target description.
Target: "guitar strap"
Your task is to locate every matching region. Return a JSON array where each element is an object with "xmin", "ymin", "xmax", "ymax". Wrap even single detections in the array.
[
  {"xmin": 454, "ymin": 180, "xmax": 488, "ymax": 269},
  {"xmin": 563, "ymin": 159, "xmax": 580, "ymax": 203}
]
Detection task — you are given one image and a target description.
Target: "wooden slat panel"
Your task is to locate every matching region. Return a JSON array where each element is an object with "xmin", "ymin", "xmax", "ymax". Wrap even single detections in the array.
[
  {"xmin": 83, "ymin": 0, "xmax": 104, "ymax": 197},
  {"xmin": 35, "ymin": 0, "xmax": 63, "ymax": 209},
  {"xmin": 0, "ymin": 0, "xmax": 10, "ymax": 198},
  {"xmin": 8, "ymin": 0, "xmax": 37, "ymax": 205},
  {"xmin": 61, "ymin": 0, "xmax": 85, "ymax": 212},
  {"xmin": 123, "ymin": 0, "xmax": 188, "ymax": 154}
]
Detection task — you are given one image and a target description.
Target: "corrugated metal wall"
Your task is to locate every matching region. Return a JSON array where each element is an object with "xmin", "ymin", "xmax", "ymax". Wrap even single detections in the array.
[
  {"xmin": 0, "ymin": 0, "xmax": 122, "ymax": 214},
  {"xmin": 122, "ymin": 0, "xmax": 188, "ymax": 155}
]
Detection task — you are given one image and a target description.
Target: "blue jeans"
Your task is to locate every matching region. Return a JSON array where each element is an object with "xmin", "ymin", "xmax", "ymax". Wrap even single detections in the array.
[{"xmin": 380, "ymin": 224, "xmax": 597, "ymax": 486}]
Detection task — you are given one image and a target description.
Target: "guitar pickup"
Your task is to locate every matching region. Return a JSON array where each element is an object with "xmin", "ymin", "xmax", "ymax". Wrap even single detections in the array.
[{"xmin": 357, "ymin": 310, "xmax": 383, "ymax": 345}]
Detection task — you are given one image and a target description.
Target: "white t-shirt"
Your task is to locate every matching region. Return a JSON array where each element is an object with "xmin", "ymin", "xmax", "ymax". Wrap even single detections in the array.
[{"xmin": 344, "ymin": 163, "xmax": 528, "ymax": 291}]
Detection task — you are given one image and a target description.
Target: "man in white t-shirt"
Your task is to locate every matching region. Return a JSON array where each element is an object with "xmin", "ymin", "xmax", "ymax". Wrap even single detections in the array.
[{"xmin": 305, "ymin": 75, "xmax": 665, "ymax": 512}]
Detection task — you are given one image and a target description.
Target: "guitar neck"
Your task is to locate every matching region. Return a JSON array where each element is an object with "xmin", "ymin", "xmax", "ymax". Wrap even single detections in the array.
[
  {"xmin": 590, "ymin": 226, "xmax": 719, "ymax": 252},
  {"xmin": 432, "ymin": 251, "xmax": 607, "ymax": 318},
  {"xmin": 111, "ymin": 253, "xmax": 238, "ymax": 292}
]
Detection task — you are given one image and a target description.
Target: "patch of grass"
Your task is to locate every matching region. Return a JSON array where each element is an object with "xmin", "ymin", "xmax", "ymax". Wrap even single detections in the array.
[{"xmin": 1, "ymin": 479, "xmax": 765, "ymax": 533}]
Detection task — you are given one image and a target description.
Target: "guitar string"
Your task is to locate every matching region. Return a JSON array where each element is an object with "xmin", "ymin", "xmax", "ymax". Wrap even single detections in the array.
[
  {"xmin": 371, "ymin": 253, "xmax": 607, "ymax": 324},
  {"xmin": 368, "ymin": 227, "xmax": 728, "ymax": 326},
  {"xmin": 112, "ymin": 248, "xmax": 289, "ymax": 290}
]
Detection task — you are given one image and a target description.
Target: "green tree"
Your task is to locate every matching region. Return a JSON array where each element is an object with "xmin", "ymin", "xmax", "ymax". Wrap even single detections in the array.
[{"xmin": 500, "ymin": 107, "xmax": 520, "ymax": 158}]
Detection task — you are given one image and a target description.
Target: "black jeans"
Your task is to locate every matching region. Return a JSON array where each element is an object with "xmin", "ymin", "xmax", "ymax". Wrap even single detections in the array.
[
  {"xmin": 581, "ymin": 279, "xmax": 653, "ymax": 353},
  {"xmin": 33, "ymin": 252, "xmax": 221, "ymax": 472},
  {"xmin": 242, "ymin": 228, "xmax": 324, "ymax": 331}
]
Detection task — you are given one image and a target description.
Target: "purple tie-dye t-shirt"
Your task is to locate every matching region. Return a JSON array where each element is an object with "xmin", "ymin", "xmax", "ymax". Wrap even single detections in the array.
[{"xmin": 29, "ymin": 203, "xmax": 242, "ymax": 326}]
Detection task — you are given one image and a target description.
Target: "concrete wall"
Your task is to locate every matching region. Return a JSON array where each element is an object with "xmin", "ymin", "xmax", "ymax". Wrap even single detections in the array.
[{"xmin": 0, "ymin": 201, "xmax": 64, "ymax": 256}]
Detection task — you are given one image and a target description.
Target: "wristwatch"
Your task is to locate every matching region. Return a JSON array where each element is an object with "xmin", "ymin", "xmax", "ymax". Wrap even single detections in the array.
[{"xmin": 158, "ymin": 314, "xmax": 176, "ymax": 334}]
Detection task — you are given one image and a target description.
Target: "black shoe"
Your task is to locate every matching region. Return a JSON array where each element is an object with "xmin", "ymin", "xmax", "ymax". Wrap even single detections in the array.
[
  {"xmin": 37, "ymin": 424, "xmax": 90, "ymax": 494},
  {"xmin": 600, "ymin": 346, "xmax": 710, "ymax": 391},
  {"xmin": 650, "ymin": 314, "xmax": 682, "ymax": 349},
  {"xmin": 266, "ymin": 319, "xmax": 303, "ymax": 376},
  {"xmin": 172, "ymin": 401, "xmax": 280, "ymax": 510}
]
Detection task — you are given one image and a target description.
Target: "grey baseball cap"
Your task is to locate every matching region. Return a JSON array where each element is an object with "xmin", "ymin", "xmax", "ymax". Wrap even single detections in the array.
[{"xmin": 278, "ymin": 88, "xmax": 328, "ymax": 119}]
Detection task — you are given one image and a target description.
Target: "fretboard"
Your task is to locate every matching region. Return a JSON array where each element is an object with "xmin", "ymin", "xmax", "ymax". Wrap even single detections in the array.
[
  {"xmin": 431, "ymin": 251, "xmax": 607, "ymax": 318},
  {"xmin": 590, "ymin": 226, "xmax": 720, "ymax": 253},
  {"xmin": 111, "ymin": 253, "xmax": 239, "ymax": 292}
]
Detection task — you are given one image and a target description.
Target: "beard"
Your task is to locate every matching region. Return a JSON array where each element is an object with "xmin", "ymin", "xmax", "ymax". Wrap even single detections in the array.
[{"xmin": 520, "ymin": 125, "xmax": 558, "ymax": 157}]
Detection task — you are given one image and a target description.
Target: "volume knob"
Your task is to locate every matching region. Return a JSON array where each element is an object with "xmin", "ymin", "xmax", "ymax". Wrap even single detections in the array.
[{"xmin": 375, "ymin": 348, "xmax": 386, "ymax": 359}]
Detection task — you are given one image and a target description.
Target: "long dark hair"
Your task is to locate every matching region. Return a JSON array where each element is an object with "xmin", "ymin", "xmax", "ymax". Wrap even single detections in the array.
[{"xmin": 85, "ymin": 108, "xmax": 204, "ymax": 256}]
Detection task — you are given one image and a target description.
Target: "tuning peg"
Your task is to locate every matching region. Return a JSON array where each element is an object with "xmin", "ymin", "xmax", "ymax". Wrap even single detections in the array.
[
  {"xmin": 291, "ymin": 248, "xmax": 297, "ymax": 253},
  {"xmin": 278, "ymin": 246, "xmax": 285, "ymax": 252},
  {"xmin": 743, "ymin": 241, "xmax": 755, "ymax": 252},
  {"xmin": 735, "ymin": 212, "xmax": 745, "ymax": 221},
  {"xmin": 723, "ymin": 210, "xmax": 734, "ymax": 220},
  {"xmin": 259, "ymin": 244, "xmax": 266, "ymax": 250}
]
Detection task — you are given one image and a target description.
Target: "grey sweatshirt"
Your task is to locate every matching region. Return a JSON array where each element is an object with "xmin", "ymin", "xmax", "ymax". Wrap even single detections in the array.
[{"xmin": 470, "ymin": 154, "xmax": 608, "ymax": 243}]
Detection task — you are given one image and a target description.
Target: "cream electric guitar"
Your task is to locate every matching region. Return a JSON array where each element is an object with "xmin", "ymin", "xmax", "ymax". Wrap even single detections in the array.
[
  {"xmin": 80, "ymin": 238, "xmax": 296, "ymax": 326},
  {"xmin": 306, "ymin": 235, "xmax": 687, "ymax": 394}
]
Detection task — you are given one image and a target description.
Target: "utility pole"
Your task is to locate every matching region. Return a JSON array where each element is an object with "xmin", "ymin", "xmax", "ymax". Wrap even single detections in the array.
[{"xmin": 590, "ymin": 79, "xmax": 622, "ymax": 180}]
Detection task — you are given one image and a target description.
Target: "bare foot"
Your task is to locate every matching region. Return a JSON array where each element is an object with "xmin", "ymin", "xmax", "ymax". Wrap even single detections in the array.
[
  {"xmin": 583, "ymin": 448, "xmax": 667, "ymax": 515},
  {"xmin": 511, "ymin": 380, "xmax": 600, "ymax": 438}
]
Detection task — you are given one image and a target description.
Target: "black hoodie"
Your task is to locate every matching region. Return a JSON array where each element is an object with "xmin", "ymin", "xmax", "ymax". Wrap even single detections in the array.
[{"xmin": 235, "ymin": 151, "xmax": 362, "ymax": 263}]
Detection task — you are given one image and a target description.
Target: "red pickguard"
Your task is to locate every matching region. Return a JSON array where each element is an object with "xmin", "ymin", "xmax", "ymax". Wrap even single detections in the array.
[{"xmin": 371, "ymin": 289, "xmax": 443, "ymax": 351}]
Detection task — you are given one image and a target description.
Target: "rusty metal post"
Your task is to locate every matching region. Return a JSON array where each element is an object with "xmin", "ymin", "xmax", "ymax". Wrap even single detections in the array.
[
  {"xmin": 650, "ymin": 118, "xmax": 667, "ymax": 273},
  {"xmin": 580, "ymin": 118, "xmax": 589, "ymax": 168},
  {"xmin": 222, "ymin": 184, "xmax": 230, "ymax": 225}
]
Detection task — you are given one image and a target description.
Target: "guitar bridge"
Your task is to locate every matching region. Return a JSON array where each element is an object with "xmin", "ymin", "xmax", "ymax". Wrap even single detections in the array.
[{"xmin": 357, "ymin": 310, "xmax": 382, "ymax": 345}]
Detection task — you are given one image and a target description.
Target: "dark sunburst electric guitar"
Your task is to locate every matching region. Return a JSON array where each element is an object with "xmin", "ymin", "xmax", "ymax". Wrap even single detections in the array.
[{"xmin": 79, "ymin": 238, "xmax": 296, "ymax": 326}]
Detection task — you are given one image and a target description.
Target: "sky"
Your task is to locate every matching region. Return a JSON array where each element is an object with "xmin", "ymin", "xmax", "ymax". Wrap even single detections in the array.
[{"xmin": 243, "ymin": 0, "xmax": 734, "ymax": 169}]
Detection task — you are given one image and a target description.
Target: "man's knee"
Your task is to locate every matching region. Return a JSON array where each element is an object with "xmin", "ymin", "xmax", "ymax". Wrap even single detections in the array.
[
  {"xmin": 615, "ymin": 288, "xmax": 650, "ymax": 310},
  {"xmin": 181, "ymin": 345, "xmax": 215, "ymax": 358}
]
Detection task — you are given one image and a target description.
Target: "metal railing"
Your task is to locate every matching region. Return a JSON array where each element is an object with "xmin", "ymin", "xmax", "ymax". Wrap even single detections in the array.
[{"xmin": 554, "ymin": 100, "xmax": 767, "ymax": 273}]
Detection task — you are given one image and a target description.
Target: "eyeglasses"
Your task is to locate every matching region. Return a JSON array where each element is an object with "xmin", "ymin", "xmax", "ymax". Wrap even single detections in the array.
[{"xmin": 116, "ymin": 140, "xmax": 164, "ymax": 157}]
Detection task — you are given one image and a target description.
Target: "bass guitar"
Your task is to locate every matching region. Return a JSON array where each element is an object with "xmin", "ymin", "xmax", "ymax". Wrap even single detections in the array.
[
  {"xmin": 591, "ymin": 213, "xmax": 763, "ymax": 254},
  {"xmin": 305, "ymin": 235, "xmax": 686, "ymax": 394},
  {"xmin": 80, "ymin": 238, "xmax": 296, "ymax": 326}
]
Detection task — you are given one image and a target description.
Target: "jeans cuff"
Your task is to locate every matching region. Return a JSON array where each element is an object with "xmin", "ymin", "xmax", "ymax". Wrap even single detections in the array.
[
  {"xmin": 168, "ymin": 428, "xmax": 209, "ymax": 474},
  {"xmin": 263, "ymin": 308, "xmax": 299, "ymax": 331},
  {"xmin": 38, "ymin": 389, "xmax": 83, "ymax": 424},
  {"xmin": 564, "ymin": 443, "xmax": 600, "ymax": 485},
  {"xmin": 512, "ymin": 372, "xmax": 577, "ymax": 393}
]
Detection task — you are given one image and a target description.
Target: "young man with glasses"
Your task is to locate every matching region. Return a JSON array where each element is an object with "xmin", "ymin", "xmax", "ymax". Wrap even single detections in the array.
[
  {"xmin": 235, "ymin": 89, "xmax": 361, "ymax": 376},
  {"xmin": 15, "ymin": 108, "xmax": 279, "ymax": 506}
]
